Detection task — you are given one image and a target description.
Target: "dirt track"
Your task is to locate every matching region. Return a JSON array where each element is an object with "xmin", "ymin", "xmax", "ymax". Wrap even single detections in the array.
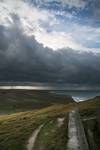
[{"xmin": 27, "ymin": 124, "xmax": 44, "ymax": 150}]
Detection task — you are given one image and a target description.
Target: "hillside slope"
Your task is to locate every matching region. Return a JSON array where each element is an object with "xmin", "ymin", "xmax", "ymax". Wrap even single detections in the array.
[
  {"xmin": 0, "ymin": 90, "xmax": 73, "ymax": 114},
  {"xmin": 0, "ymin": 97, "xmax": 100, "ymax": 150}
]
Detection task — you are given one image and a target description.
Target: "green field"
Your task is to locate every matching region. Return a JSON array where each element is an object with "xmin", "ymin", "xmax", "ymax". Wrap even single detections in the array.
[{"xmin": 0, "ymin": 90, "xmax": 73, "ymax": 114}]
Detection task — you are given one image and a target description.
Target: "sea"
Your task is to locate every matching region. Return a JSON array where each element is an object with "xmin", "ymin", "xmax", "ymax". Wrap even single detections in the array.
[
  {"xmin": 0, "ymin": 85, "xmax": 100, "ymax": 102},
  {"xmin": 49, "ymin": 90, "xmax": 100, "ymax": 102}
]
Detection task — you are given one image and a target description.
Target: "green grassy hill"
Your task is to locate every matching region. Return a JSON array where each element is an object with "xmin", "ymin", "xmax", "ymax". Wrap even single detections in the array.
[
  {"xmin": 0, "ymin": 97, "xmax": 100, "ymax": 150},
  {"xmin": 0, "ymin": 90, "xmax": 73, "ymax": 114}
]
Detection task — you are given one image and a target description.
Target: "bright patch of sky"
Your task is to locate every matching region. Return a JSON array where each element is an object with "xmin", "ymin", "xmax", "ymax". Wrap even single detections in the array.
[{"xmin": 0, "ymin": 0, "xmax": 100, "ymax": 53}]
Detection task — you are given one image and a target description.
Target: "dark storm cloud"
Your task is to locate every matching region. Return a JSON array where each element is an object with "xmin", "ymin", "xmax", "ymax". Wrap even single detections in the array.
[{"xmin": 0, "ymin": 14, "xmax": 100, "ymax": 84}]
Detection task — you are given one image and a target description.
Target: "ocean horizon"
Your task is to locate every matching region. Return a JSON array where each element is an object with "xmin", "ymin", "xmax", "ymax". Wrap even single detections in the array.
[{"xmin": 0, "ymin": 86, "xmax": 100, "ymax": 102}]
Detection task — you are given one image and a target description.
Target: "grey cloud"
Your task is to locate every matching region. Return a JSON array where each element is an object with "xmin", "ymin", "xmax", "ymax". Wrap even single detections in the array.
[{"xmin": 0, "ymin": 14, "xmax": 100, "ymax": 84}]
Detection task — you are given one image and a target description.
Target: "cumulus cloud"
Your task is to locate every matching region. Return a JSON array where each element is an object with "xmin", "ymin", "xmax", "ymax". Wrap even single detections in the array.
[
  {"xmin": 34, "ymin": 26, "xmax": 100, "ymax": 52},
  {"xmin": 0, "ymin": 0, "xmax": 100, "ymax": 84},
  {"xmin": 0, "ymin": 0, "xmax": 51, "ymax": 28},
  {"xmin": 0, "ymin": 16, "xmax": 100, "ymax": 84},
  {"xmin": 0, "ymin": 0, "xmax": 99, "ymax": 53}
]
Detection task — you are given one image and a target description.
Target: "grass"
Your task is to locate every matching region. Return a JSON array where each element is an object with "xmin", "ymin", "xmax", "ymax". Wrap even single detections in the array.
[
  {"xmin": 0, "ymin": 96, "xmax": 100, "ymax": 150},
  {"xmin": 34, "ymin": 119, "xmax": 59, "ymax": 150},
  {"xmin": 83, "ymin": 110, "xmax": 100, "ymax": 150},
  {"xmin": 0, "ymin": 89, "xmax": 73, "ymax": 114},
  {"xmin": 34, "ymin": 117, "xmax": 68, "ymax": 150}
]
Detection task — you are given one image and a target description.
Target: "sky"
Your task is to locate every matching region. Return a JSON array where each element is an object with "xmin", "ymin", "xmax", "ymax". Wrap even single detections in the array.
[{"xmin": 0, "ymin": 0, "xmax": 100, "ymax": 86}]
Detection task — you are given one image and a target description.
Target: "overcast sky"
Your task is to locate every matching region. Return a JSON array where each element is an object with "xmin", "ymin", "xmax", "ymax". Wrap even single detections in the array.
[{"xmin": 0, "ymin": 0, "xmax": 100, "ymax": 85}]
